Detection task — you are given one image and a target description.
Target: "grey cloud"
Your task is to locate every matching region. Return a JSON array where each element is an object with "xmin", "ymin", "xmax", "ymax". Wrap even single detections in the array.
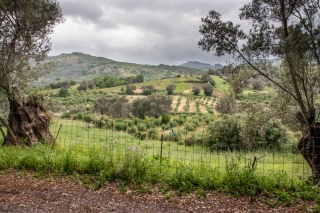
[{"xmin": 51, "ymin": 0, "xmax": 251, "ymax": 65}]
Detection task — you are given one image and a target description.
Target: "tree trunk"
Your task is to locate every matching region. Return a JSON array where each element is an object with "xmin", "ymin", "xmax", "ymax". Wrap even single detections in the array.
[
  {"xmin": 4, "ymin": 95, "xmax": 54, "ymax": 146},
  {"xmin": 298, "ymin": 123, "xmax": 320, "ymax": 186}
]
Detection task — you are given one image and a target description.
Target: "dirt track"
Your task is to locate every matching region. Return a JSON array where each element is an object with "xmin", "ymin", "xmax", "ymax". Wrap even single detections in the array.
[{"xmin": 0, "ymin": 172, "xmax": 314, "ymax": 213}]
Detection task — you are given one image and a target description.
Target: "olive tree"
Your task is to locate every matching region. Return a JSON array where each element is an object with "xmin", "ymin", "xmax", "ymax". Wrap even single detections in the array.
[
  {"xmin": 166, "ymin": 84, "xmax": 176, "ymax": 95},
  {"xmin": 131, "ymin": 94, "xmax": 172, "ymax": 119},
  {"xmin": 199, "ymin": 0, "xmax": 320, "ymax": 184},
  {"xmin": 0, "ymin": 0, "xmax": 63, "ymax": 145}
]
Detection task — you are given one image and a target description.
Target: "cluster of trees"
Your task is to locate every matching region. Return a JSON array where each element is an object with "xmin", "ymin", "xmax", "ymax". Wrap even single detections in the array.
[
  {"xmin": 125, "ymin": 84, "xmax": 156, "ymax": 95},
  {"xmin": 46, "ymin": 80, "xmax": 76, "ymax": 89},
  {"xmin": 199, "ymin": 0, "xmax": 320, "ymax": 184},
  {"xmin": 93, "ymin": 74, "xmax": 144, "ymax": 89},
  {"xmin": 93, "ymin": 94, "xmax": 172, "ymax": 120},
  {"xmin": 205, "ymin": 114, "xmax": 288, "ymax": 151}
]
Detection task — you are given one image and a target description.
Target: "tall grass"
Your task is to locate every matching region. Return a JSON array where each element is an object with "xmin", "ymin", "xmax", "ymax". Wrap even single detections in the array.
[{"xmin": 0, "ymin": 143, "xmax": 319, "ymax": 207}]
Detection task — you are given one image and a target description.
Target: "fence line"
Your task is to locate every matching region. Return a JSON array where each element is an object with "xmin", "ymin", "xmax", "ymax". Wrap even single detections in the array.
[{"xmin": 49, "ymin": 118, "xmax": 312, "ymax": 180}]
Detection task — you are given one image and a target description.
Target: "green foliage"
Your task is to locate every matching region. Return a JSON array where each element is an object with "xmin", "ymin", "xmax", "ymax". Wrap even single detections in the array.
[
  {"xmin": 202, "ymin": 83, "xmax": 213, "ymax": 96},
  {"xmin": 216, "ymin": 96, "xmax": 238, "ymax": 115},
  {"xmin": 58, "ymin": 88, "xmax": 69, "ymax": 98},
  {"xmin": 83, "ymin": 114, "xmax": 93, "ymax": 123},
  {"xmin": 148, "ymin": 128, "xmax": 159, "ymax": 140},
  {"xmin": 114, "ymin": 122, "xmax": 127, "ymax": 131},
  {"xmin": 131, "ymin": 94, "xmax": 172, "ymax": 119},
  {"xmin": 161, "ymin": 113, "xmax": 170, "ymax": 125},
  {"xmin": 94, "ymin": 96, "xmax": 131, "ymax": 118},
  {"xmin": 201, "ymin": 74, "xmax": 215, "ymax": 86},
  {"xmin": 61, "ymin": 111, "xmax": 71, "ymax": 119},
  {"xmin": 125, "ymin": 84, "xmax": 136, "ymax": 95},
  {"xmin": 141, "ymin": 85, "xmax": 156, "ymax": 96},
  {"xmin": 192, "ymin": 86, "xmax": 201, "ymax": 95},
  {"xmin": 166, "ymin": 84, "xmax": 176, "ymax": 95},
  {"xmin": 70, "ymin": 80, "xmax": 76, "ymax": 86}
]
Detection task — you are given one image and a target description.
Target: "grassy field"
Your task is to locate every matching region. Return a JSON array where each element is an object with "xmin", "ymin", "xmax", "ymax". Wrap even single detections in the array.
[{"xmin": 50, "ymin": 118, "xmax": 311, "ymax": 180}]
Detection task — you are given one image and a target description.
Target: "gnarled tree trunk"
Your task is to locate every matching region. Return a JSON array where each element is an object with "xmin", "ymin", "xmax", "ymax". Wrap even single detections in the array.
[
  {"xmin": 298, "ymin": 123, "xmax": 320, "ymax": 186},
  {"xmin": 4, "ymin": 95, "xmax": 54, "ymax": 146}
]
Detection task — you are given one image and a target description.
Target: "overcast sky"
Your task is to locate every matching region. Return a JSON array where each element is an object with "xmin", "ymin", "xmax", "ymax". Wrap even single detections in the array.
[{"xmin": 49, "ymin": 0, "xmax": 250, "ymax": 66}]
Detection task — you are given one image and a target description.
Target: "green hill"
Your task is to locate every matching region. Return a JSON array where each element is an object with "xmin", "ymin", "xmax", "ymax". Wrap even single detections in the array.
[
  {"xmin": 36, "ymin": 52, "xmax": 206, "ymax": 85},
  {"xmin": 180, "ymin": 61, "xmax": 223, "ymax": 71}
]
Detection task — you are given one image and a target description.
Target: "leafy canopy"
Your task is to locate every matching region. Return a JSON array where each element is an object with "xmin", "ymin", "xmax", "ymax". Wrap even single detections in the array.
[{"xmin": 0, "ymin": 0, "xmax": 64, "ymax": 97}]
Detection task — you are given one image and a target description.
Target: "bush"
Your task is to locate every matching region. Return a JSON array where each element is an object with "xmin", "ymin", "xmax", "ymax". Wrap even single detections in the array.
[
  {"xmin": 83, "ymin": 115, "xmax": 93, "ymax": 123},
  {"xmin": 184, "ymin": 123, "xmax": 196, "ymax": 132},
  {"xmin": 58, "ymin": 88, "xmax": 69, "ymax": 97},
  {"xmin": 137, "ymin": 123, "xmax": 147, "ymax": 132},
  {"xmin": 161, "ymin": 113, "xmax": 170, "ymax": 125},
  {"xmin": 185, "ymin": 137, "xmax": 195, "ymax": 146},
  {"xmin": 115, "ymin": 122, "xmax": 127, "ymax": 131},
  {"xmin": 135, "ymin": 132, "xmax": 147, "ymax": 140},
  {"xmin": 162, "ymin": 132, "xmax": 181, "ymax": 142},
  {"xmin": 61, "ymin": 111, "xmax": 71, "ymax": 118},
  {"xmin": 127, "ymin": 125, "xmax": 138, "ymax": 134},
  {"xmin": 148, "ymin": 128, "xmax": 159, "ymax": 140}
]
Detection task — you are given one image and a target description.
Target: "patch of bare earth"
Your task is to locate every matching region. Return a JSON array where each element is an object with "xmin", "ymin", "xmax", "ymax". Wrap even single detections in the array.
[
  {"xmin": 189, "ymin": 101, "xmax": 197, "ymax": 113},
  {"xmin": 0, "ymin": 171, "xmax": 313, "ymax": 213},
  {"xmin": 177, "ymin": 97, "xmax": 187, "ymax": 113}
]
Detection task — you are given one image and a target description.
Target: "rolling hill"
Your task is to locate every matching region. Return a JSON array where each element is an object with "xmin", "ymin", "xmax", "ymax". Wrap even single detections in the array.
[
  {"xmin": 36, "ymin": 52, "xmax": 207, "ymax": 85},
  {"xmin": 180, "ymin": 61, "xmax": 223, "ymax": 71}
]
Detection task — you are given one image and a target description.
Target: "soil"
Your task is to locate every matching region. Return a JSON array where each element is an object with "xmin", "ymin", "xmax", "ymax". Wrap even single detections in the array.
[{"xmin": 0, "ymin": 171, "xmax": 315, "ymax": 213}]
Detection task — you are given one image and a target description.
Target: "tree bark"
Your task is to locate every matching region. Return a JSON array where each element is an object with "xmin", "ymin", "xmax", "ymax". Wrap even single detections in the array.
[
  {"xmin": 297, "ymin": 122, "xmax": 320, "ymax": 185},
  {"xmin": 4, "ymin": 95, "xmax": 54, "ymax": 146}
]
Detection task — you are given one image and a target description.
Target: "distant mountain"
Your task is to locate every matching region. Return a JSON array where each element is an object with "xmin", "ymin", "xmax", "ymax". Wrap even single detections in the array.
[
  {"xmin": 36, "ymin": 52, "xmax": 206, "ymax": 85},
  {"xmin": 180, "ymin": 61, "xmax": 223, "ymax": 71}
]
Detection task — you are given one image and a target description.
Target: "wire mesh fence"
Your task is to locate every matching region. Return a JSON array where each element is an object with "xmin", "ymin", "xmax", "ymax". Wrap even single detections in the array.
[{"xmin": 49, "ymin": 117, "xmax": 312, "ymax": 180}]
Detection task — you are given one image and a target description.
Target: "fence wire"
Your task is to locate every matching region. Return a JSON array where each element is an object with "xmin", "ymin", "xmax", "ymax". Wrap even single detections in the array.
[{"xmin": 48, "ymin": 117, "xmax": 312, "ymax": 180}]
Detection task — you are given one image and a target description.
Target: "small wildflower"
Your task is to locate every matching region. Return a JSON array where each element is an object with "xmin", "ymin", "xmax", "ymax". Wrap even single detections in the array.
[
  {"xmin": 134, "ymin": 146, "xmax": 139, "ymax": 152},
  {"xmin": 127, "ymin": 146, "xmax": 132, "ymax": 150}
]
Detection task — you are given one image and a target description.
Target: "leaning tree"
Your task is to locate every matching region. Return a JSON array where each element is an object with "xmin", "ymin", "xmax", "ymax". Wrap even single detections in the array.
[
  {"xmin": 199, "ymin": 0, "xmax": 320, "ymax": 184},
  {"xmin": 0, "ymin": 0, "xmax": 63, "ymax": 145}
]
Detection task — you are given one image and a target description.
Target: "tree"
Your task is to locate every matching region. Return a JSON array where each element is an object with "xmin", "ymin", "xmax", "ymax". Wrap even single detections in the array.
[
  {"xmin": 70, "ymin": 80, "xmax": 77, "ymax": 86},
  {"xmin": 192, "ymin": 86, "xmax": 201, "ymax": 95},
  {"xmin": 60, "ymin": 81, "xmax": 71, "ymax": 89},
  {"xmin": 131, "ymin": 94, "xmax": 172, "ymax": 119},
  {"xmin": 136, "ymin": 74, "xmax": 144, "ymax": 83},
  {"xmin": 201, "ymin": 74, "xmax": 215, "ymax": 86},
  {"xmin": 93, "ymin": 96, "xmax": 131, "ymax": 118},
  {"xmin": 216, "ymin": 96, "xmax": 238, "ymax": 115},
  {"xmin": 202, "ymin": 83, "xmax": 213, "ymax": 96},
  {"xmin": 199, "ymin": 1, "xmax": 320, "ymax": 184},
  {"xmin": 58, "ymin": 88, "xmax": 69, "ymax": 98},
  {"xmin": 77, "ymin": 81, "xmax": 88, "ymax": 91},
  {"xmin": 141, "ymin": 85, "xmax": 155, "ymax": 95},
  {"xmin": 125, "ymin": 84, "xmax": 136, "ymax": 95},
  {"xmin": 166, "ymin": 84, "xmax": 176, "ymax": 95},
  {"xmin": 252, "ymin": 80, "xmax": 264, "ymax": 91},
  {"xmin": 0, "ymin": 0, "xmax": 63, "ymax": 145}
]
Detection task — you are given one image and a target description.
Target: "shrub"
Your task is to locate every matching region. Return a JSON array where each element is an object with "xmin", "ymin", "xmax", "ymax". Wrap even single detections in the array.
[
  {"xmin": 61, "ymin": 111, "xmax": 71, "ymax": 118},
  {"xmin": 148, "ymin": 128, "xmax": 159, "ymax": 140},
  {"xmin": 114, "ymin": 122, "xmax": 127, "ymax": 131},
  {"xmin": 58, "ymin": 88, "xmax": 69, "ymax": 97},
  {"xmin": 127, "ymin": 126, "xmax": 138, "ymax": 134},
  {"xmin": 161, "ymin": 113, "xmax": 170, "ymax": 125},
  {"xmin": 83, "ymin": 115, "xmax": 93, "ymax": 123},
  {"xmin": 137, "ymin": 123, "xmax": 147, "ymax": 132},
  {"xmin": 185, "ymin": 137, "xmax": 195, "ymax": 146},
  {"xmin": 135, "ymin": 132, "xmax": 147, "ymax": 140}
]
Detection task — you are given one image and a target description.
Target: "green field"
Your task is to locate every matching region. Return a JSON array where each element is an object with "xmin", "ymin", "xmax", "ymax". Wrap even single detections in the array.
[{"xmin": 50, "ymin": 118, "xmax": 311, "ymax": 180}]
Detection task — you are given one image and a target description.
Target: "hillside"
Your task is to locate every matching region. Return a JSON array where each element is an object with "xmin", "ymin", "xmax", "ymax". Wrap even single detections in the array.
[
  {"xmin": 180, "ymin": 61, "xmax": 223, "ymax": 71},
  {"xmin": 36, "ymin": 53, "xmax": 206, "ymax": 85}
]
